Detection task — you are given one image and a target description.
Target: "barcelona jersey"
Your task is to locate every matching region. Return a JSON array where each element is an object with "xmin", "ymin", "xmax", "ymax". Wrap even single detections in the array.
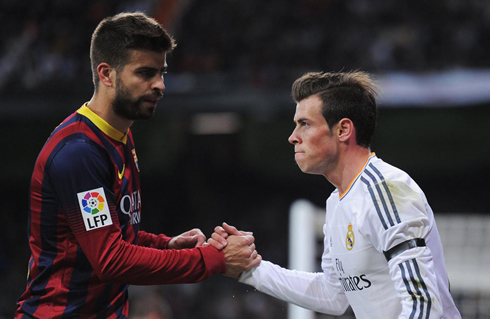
[{"xmin": 16, "ymin": 104, "xmax": 225, "ymax": 318}]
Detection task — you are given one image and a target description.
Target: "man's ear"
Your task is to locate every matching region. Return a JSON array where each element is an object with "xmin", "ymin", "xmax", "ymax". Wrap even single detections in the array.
[
  {"xmin": 97, "ymin": 63, "xmax": 115, "ymax": 88},
  {"xmin": 338, "ymin": 118, "xmax": 354, "ymax": 142}
]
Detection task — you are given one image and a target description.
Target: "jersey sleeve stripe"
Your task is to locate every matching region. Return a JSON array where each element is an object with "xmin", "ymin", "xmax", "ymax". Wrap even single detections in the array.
[
  {"xmin": 402, "ymin": 259, "xmax": 433, "ymax": 319},
  {"xmin": 361, "ymin": 176, "xmax": 389, "ymax": 230},
  {"xmin": 399, "ymin": 262, "xmax": 419, "ymax": 319},
  {"xmin": 412, "ymin": 259, "xmax": 432, "ymax": 318},
  {"xmin": 368, "ymin": 163, "xmax": 401, "ymax": 223},
  {"xmin": 364, "ymin": 169, "xmax": 396, "ymax": 227},
  {"xmin": 405, "ymin": 260, "xmax": 426, "ymax": 318}
]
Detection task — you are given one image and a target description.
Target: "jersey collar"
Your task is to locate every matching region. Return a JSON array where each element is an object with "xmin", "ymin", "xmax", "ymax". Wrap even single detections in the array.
[
  {"xmin": 339, "ymin": 152, "xmax": 376, "ymax": 200},
  {"xmin": 78, "ymin": 103, "xmax": 128, "ymax": 144}
]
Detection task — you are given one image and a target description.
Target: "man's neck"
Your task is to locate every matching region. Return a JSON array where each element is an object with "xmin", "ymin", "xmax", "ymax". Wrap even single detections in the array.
[
  {"xmin": 87, "ymin": 93, "xmax": 133, "ymax": 133},
  {"xmin": 327, "ymin": 146, "xmax": 372, "ymax": 195}
]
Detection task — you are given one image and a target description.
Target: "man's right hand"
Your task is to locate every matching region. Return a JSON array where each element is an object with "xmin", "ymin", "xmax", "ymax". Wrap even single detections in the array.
[
  {"xmin": 222, "ymin": 234, "xmax": 261, "ymax": 278},
  {"xmin": 207, "ymin": 222, "xmax": 261, "ymax": 278}
]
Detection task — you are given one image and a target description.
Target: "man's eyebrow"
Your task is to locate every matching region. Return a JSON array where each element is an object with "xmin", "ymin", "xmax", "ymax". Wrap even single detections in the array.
[
  {"xmin": 134, "ymin": 66, "xmax": 168, "ymax": 74},
  {"xmin": 294, "ymin": 117, "xmax": 308, "ymax": 123},
  {"xmin": 135, "ymin": 66, "xmax": 157, "ymax": 71}
]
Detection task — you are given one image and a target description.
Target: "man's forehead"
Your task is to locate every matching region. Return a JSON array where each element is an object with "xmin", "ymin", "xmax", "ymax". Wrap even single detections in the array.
[
  {"xmin": 294, "ymin": 96, "xmax": 323, "ymax": 119},
  {"xmin": 127, "ymin": 49, "xmax": 167, "ymax": 67}
]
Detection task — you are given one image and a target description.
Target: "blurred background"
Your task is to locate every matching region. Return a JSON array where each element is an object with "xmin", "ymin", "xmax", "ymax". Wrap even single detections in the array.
[{"xmin": 1, "ymin": 0, "xmax": 490, "ymax": 318}]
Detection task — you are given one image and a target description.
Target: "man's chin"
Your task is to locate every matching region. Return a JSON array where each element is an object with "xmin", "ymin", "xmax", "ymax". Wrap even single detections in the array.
[
  {"xmin": 135, "ymin": 113, "xmax": 154, "ymax": 120},
  {"xmin": 296, "ymin": 163, "xmax": 318, "ymax": 175},
  {"xmin": 140, "ymin": 106, "xmax": 157, "ymax": 119},
  {"xmin": 296, "ymin": 162, "xmax": 308, "ymax": 173},
  {"xmin": 130, "ymin": 103, "xmax": 157, "ymax": 120}
]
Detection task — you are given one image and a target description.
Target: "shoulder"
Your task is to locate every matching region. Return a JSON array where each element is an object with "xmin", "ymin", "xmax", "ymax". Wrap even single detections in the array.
[
  {"xmin": 44, "ymin": 110, "xmax": 108, "ymax": 163},
  {"xmin": 56, "ymin": 137, "xmax": 105, "ymax": 161},
  {"xmin": 358, "ymin": 157, "xmax": 429, "ymax": 228},
  {"xmin": 46, "ymin": 133, "xmax": 109, "ymax": 176},
  {"xmin": 360, "ymin": 157, "xmax": 424, "ymax": 196},
  {"xmin": 43, "ymin": 137, "xmax": 114, "ymax": 193}
]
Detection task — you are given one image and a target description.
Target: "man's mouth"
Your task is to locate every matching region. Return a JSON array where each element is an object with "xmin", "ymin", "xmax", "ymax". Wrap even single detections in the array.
[
  {"xmin": 143, "ymin": 96, "xmax": 161, "ymax": 104},
  {"xmin": 143, "ymin": 93, "xmax": 163, "ymax": 103}
]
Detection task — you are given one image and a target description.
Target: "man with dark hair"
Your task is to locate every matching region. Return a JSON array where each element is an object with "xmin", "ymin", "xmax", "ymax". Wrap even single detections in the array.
[
  {"xmin": 16, "ymin": 12, "xmax": 260, "ymax": 318},
  {"xmin": 210, "ymin": 71, "xmax": 461, "ymax": 318}
]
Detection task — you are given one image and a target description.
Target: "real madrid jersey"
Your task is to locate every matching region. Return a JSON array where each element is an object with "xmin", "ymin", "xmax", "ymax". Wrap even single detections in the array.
[
  {"xmin": 240, "ymin": 154, "xmax": 461, "ymax": 318},
  {"xmin": 16, "ymin": 104, "xmax": 225, "ymax": 318}
]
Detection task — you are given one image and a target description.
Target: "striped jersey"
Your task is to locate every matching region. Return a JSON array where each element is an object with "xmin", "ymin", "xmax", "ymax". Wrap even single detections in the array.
[
  {"xmin": 16, "ymin": 104, "xmax": 225, "ymax": 318},
  {"xmin": 240, "ymin": 154, "xmax": 461, "ymax": 318}
]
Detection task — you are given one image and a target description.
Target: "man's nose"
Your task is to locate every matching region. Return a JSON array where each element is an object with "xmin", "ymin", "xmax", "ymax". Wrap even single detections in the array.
[
  {"xmin": 288, "ymin": 129, "xmax": 299, "ymax": 144},
  {"xmin": 152, "ymin": 76, "xmax": 165, "ymax": 92}
]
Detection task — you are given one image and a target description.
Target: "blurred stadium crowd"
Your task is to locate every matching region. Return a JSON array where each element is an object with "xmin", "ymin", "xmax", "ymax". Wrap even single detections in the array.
[
  {"xmin": 1, "ymin": 0, "xmax": 489, "ymax": 318},
  {"xmin": 1, "ymin": 0, "xmax": 490, "ymax": 96}
]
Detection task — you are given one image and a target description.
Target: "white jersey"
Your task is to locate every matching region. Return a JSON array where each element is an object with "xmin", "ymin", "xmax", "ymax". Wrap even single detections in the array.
[{"xmin": 240, "ymin": 154, "xmax": 461, "ymax": 318}]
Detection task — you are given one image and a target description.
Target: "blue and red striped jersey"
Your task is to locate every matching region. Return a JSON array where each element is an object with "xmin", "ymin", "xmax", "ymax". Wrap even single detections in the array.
[{"xmin": 16, "ymin": 104, "xmax": 225, "ymax": 318}]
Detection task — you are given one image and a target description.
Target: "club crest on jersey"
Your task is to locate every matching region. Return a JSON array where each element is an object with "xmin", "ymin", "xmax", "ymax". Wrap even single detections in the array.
[
  {"xmin": 346, "ymin": 223, "xmax": 355, "ymax": 250},
  {"xmin": 132, "ymin": 149, "xmax": 140, "ymax": 172},
  {"xmin": 77, "ymin": 187, "xmax": 113, "ymax": 231}
]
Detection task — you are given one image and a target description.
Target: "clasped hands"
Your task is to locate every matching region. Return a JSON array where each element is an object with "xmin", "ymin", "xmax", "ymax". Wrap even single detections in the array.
[
  {"xmin": 168, "ymin": 223, "xmax": 261, "ymax": 278},
  {"xmin": 208, "ymin": 222, "xmax": 262, "ymax": 278}
]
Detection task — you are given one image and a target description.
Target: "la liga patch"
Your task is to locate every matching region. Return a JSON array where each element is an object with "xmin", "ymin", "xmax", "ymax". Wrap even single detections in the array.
[{"xmin": 77, "ymin": 187, "xmax": 113, "ymax": 231}]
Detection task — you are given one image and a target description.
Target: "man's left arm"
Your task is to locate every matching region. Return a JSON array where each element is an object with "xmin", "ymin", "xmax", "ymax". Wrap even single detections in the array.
[
  {"xmin": 364, "ymin": 180, "xmax": 444, "ymax": 318},
  {"xmin": 137, "ymin": 228, "xmax": 206, "ymax": 250},
  {"xmin": 387, "ymin": 243, "xmax": 443, "ymax": 319}
]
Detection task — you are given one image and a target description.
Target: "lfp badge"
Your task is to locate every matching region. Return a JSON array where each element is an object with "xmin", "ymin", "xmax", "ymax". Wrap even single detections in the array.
[
  {"xmin": 346, "ymin": 222, "xmax": 355, "ymax": 251},
  {"xmin": 77, "ymin": 187, "xmax": 113, "ymax": 231}
]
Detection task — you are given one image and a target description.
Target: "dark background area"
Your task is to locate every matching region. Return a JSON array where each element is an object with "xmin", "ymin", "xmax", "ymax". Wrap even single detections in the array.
[{"xmin": 1, "ymin": 0, "xmax": 489, "ymax": 318}]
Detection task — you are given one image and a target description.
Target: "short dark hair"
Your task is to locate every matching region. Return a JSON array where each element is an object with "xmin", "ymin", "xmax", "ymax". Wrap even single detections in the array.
[
  {"xmin": 291, "ymin": 71, "xmax": 378, "ymax": 148},
  {"xmin": 90, "ymin": 12, "xmax": 176, "ymax": 89}
]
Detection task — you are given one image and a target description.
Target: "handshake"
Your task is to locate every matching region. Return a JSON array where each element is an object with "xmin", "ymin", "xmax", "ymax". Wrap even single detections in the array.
[
  {"xmin": 207, "ymin": 222, "xmax": 262, "ymax": 278},
  {"xmin": 168, "ymin": 222, "xmax": 261, "ymax": 278}
]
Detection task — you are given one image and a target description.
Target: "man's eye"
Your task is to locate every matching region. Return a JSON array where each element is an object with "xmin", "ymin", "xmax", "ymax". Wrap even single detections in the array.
[{"xmin": 140, "ymin": 70, "xmax": 154, "ymax": 77}]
